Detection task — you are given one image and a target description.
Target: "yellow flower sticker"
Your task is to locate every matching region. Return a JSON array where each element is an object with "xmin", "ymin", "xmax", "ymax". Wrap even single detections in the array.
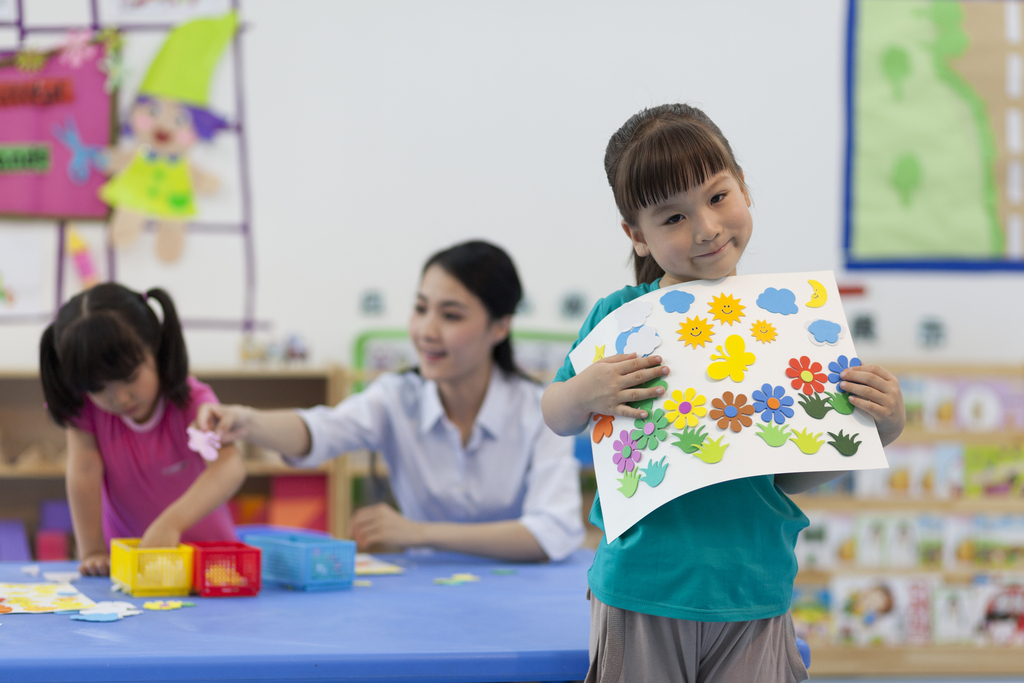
[{"xmin": 663, "ymin": 388, "xmax": 707, "ymax": 428}]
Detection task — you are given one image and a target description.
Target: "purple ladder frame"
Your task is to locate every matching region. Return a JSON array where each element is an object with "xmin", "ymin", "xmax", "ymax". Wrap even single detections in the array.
[{"xmin": 0, "ymin": 0, "xmax": 266, "ymax": 332}]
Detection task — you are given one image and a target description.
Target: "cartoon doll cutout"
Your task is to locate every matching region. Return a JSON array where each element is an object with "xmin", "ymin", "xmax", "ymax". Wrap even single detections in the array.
[{"xmin": 100, "ymin": 13, "xmax": 236, "ymax": 263}]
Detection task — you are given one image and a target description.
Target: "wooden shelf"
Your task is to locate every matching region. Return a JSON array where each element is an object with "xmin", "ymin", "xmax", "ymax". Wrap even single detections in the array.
[
  {"xmin": 796, "ymin": 568, "xmax": 978, "ymax": 585},
  {"xmin": 810, "ymin": 645, "xmax": 1024, "ymax": 675},
  {"xmin": 896, "ymin": 428, "xmax": 1024, "ymax": 444},
  {"xmin": 792, "ymin": 494, "xmax": 1024, "ymax": 514}
]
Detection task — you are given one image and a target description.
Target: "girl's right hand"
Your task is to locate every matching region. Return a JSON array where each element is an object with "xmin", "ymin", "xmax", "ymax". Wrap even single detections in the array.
[
  {"xmin": 79, "ymin": 553, "xmax": 110, "ymax": 576},
  {"xmin": 194, "ymin": 403, "xmax": 253, "ymax": 444},
  {"xmin": 573, "ymin": 353, "xmax": 669, "ymax": 420}
]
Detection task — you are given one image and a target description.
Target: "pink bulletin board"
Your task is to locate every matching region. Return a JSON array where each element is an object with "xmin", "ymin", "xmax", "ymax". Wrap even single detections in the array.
[{"xmin": 0, "ymin": 47, "xmax": 113, "ymax": 219}]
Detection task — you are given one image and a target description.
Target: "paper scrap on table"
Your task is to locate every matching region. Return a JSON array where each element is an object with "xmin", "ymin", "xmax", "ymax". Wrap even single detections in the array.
[
  {"xmin": 353, "ymin": 580, "xmax": 372, "ymax": 587},
  {"xmin": 0, "ymin": 583, "xmax": 95, "ymax": 613},
  {"xmin": 43, "ymin": 571, "xmax": 81, "ymax": 583},
  {"xmin": 568, "ymin": 271, "xmax": 889, "ymax": 542},
  {"xmin": 492, "ymin": 568, "xmax": 517, "ymax": 575},
  {"xmin": 434, "ymin": 573, "xmax": 481, "ymax": 586},
  {"xmin": 355, "ymin": 553, "xmax": 404, "ymax": 575},
  {"xmin": 20, "ymin": 565, "xmax": 39, "ymax": 577}
]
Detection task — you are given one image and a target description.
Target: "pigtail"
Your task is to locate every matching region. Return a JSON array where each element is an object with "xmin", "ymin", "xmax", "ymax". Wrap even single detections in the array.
[
  {"xmin": 144, "ymin": 288, "xmax": 190, "ymax": 409},
  {"xmin": 39, "ymin": 323, "xmax": 82, "ymax": 426},
  {"xmin": 632, "ymin": 253, "xmax": 666, "ymax": 286}
]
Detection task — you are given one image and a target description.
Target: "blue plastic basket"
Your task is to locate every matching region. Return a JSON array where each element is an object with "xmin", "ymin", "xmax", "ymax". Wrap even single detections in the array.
[{"xmin": 244, "ymin": 533, "xmax": 356, "ymax": 591}]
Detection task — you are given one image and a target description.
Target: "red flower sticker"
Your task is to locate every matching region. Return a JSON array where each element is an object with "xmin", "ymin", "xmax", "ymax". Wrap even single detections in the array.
[{"xmin": 786, "ymin": 356, "xmax": 827, "ymax": 395}]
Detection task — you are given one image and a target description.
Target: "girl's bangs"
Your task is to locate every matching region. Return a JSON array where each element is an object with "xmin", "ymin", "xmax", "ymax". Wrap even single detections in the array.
[
  {"xmin": 58, "ymin": 313, "xmax": 147, "ymax": 394},
  {"xmin": 616, "ymin": 122, "xmax": 733, "ymax": 219}
]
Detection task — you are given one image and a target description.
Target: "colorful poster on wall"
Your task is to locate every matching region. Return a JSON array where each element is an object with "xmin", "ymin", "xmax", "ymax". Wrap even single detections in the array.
[
  {"xmin": 569, "ymin": 271, "xmax": 888, "ymax": 541},
  {"xmin": 0, "ymin": 43, "xmax": 114, "ymax": 219},
  {"xmin": 846, "ymin": 0, "xmax": 1024, "ymax": 270}
]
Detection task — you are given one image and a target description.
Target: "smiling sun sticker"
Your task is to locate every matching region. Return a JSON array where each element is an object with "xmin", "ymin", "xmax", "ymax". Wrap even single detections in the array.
[
  {"xmin": 677, "ymin": 316, "xmax": 715, "ymax": 349},
  {"xmin": 708, "ymin": 293, "xmax": 745, "ymax": 326},
  {"xmin": 750, "ymin": 319, "xmax": 778, "ymax": 344}
]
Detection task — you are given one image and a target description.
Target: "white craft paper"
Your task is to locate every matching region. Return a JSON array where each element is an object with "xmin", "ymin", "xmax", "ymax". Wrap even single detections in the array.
[{"xmin": 570, "ymin": 271, "xmax": 888, "ymax": 542}]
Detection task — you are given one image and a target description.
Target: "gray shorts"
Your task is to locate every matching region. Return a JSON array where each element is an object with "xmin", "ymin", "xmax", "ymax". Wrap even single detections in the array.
[{"xmin": 585, "ymin": 590, "xmax": 809, "ymax": 683}]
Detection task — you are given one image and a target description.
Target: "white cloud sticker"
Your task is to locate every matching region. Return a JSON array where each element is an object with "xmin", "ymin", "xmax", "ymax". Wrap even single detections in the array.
[
  {"xmin": 614, "ymin": 299, "xmax": 652, "ymax": 331},
  {"xmin": 624, "ymin": 325, "xmax": 661, "ymax": 357}
]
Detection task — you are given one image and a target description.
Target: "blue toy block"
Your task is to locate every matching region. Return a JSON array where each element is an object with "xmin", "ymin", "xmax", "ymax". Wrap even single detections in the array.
[{"xmin": 0, "ymin": 519, "xmax": 32, "ymax": 561}]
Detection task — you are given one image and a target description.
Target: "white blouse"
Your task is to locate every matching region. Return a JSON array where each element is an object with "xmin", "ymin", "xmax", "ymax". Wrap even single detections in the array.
[{"xmin": 293, "ymin": 367, "xmax": 584, "ymax": 561}]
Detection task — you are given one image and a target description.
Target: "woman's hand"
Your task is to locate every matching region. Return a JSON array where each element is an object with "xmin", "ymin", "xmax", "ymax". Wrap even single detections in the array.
[
  {"xmin": 138, "ymin": 518, "xmax": 183, "ymax": 549},
  {"xmin": 351, "ymin": 503, "xmax": 422, "ymax": 549},
  {"xmin": 839, "ymin": 364, "xmax": 906, "ymax": 447},
  {"xmin": 571, "ymin": 353, "xmax": 669, "ymax": 420},
  {"xmin": 194, "ymin": 403, "xmax": 254, "ymax": 444},
  {"xmin": 79, "ymin": 553, "xmax": 110, "ymax": 576}
]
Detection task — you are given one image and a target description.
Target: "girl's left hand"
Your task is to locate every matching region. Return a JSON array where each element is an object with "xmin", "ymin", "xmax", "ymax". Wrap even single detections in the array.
[
  {"xmin": 138, "ymin": 519, "xmax": 182, "ymax": 549},
  {"xmin": 351, "ymin": 503, "xmax": 421, "ymax": 549},
  {"xmin": 839, "ymin": 364, "xmax": 906, "ymax": 447}
]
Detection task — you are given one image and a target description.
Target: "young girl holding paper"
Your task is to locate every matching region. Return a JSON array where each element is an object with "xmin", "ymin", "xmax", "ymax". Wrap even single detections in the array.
[
  {"xmin": 542, "ymin": 104, "xmax": 905, "ymax": 682},
  {"xmin": 40, "ymin": 284, "xmax": 243, "ymax": 576}
]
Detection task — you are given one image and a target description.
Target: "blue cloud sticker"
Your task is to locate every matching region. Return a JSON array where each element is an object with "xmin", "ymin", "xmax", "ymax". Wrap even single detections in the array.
[
  {"xmin": 615, "ymin": 325, "xmax": 642, "ymax": 355},
  {"xmin": 660, "ymin": 290, "xmax": 695, "ymax": 314},
  {"xmin": 807, "ymin": 319, "xmax": 843, "ymax": 345},
  {"xmin": 756, "ymin": 287, "xmax": 798, "ymax": 315}
]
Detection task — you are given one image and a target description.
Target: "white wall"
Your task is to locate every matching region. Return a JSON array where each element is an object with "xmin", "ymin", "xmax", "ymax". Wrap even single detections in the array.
[{"xmin": 3, "ymin": 0, "xmax": 1023, "ymax": 370}]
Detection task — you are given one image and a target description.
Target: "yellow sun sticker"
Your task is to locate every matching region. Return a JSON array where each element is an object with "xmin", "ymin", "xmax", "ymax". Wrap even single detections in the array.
[
  {"xmin": 750, "ymin": 319, "xmax": 778, "ymax": 344},
  {"xmin": 708, "ymin": 293, "xmax": 746, "ymax": 326},
  {"xmin": 677, "ymin": 316, "xmax": 715, "ymax": 349}
]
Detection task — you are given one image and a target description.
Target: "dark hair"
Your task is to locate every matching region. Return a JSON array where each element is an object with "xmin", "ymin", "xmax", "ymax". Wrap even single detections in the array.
[
  {"xmin": 422, "ymin": 240, "xmax": 527, "ymax": 379},
  {"xmin": 39, "ymin": 283, "xmax": 190, "ymax": 426},
  {"xmin": 127, "ymin": 95, "xmax": 228, "ymax": 141},
  {"xmin": 604, "ymin": 103, "xmax": 747, "ymax": 285}
]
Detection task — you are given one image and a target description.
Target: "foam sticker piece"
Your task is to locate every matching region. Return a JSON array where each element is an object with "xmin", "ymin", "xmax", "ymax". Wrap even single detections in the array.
[
  {"xmin": 660, "ymin": 289, "xmax": 695, "ymax": 314},
  {"xmin": 592, "ymin": 414, "xmax": 614, "ymax": 444},
  {"xmin": 798, "ymin": 392, "xmax": 834, "ymax": 419},
  {"xmin": 693, "ymin": 435, "xmax": 728, "ymax": 464},
  {"xmin": 789, "ymin": 428, "xmax": 825, "ymax": 454},
  {"xmin": 71, "ymin": 611, "xmax": 120, "ymax": 622},
  {"xmin": 143, "ymin": 600, "xmax": 183, "ymax": 611},
  {"xmin": 630, "ymin": 410, "xmax": 668, "ymax": 451},
  {"xmin": 709, "ymin": 392, "xmax": 754, "ymax": 432},
  {"xmin": 827, "ymin": 355, "xmax": 862, "ymax": 388},
  {"xmin": 756, "ymin": 287, "xmax": 799, "ymax": 315},
  {"xmin": 623, "ymin": 325, "xmax": 661, "ymax": 357},
  {"xmin": 42, "ymin": 571, "xmax": 80, "ymax": 583},
  {"xmin": 79, "ymin": 601, "xmax": 142, "ymax": 617},
  {"xmin": 807, "ymin": 319, "xmax": 844, "ymax": 346},
  {"xmin": 806, "ymin": 280, "xmax": 827, "ymax": 308},
  {"xmin": 641, "ymin": 457, "xmax": 669, "ymax": 487},
  {"xmin": 708, "ymin": 293, "xmax": 746, "ymax": 326},
  {"xmin": 750, "ymin": 319, "xmax": 778, "ymax": 344},
  {"xmin": 752, "ymin": 384, "xmax": 794, "ymax": 424},
  {"xmin": 614, "ymin": 299, "xmax": 652, "ymax": 331},
  {"xmin": 787, "ymin": 356, "xmax": 827, "ymax": 395},
  {"xmin": 707, "ymin": 335, "xmax": 756, "ymax": 382},
  {"xmin": 614, "ymin": 326, "xmax": 641, "ymax": 355},
  {"xmin": 612, "ymin": 430, "xmax": 640, "ymax": 473},
  {"xmin": 353, "ymin": 580, "xmax": 373, "ymax": 587},
  {"xmin": 616, "ymin": 470, "xmax": 641, "ymax": 498},
  {"xmin": 827, "ymin": 430, "xmax": 862, "ymax": 456},
  {"xmin": 593, "ymin": 345, "xmax": 605, "ymax": 362},
  {"xmin": 186, "ymin": 427, "xmax": 221, "ymax": 462},
  {"xmin": 754, "ymin": 423, "xmax": 790, "ymax": 447},
  {"xmin": 677, "ymin": 316, "xmax": 715, "ymax": 349},
  {"xmin": 670, "ymin": 425, "xmax": 708, "ymax": 454}
]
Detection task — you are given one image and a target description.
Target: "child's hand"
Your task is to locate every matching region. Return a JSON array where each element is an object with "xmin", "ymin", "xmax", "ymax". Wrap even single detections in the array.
[
  {"xmin": 572, "ymin": 353, "xmax": 669, "ymax": 420},
  {"xmin": 78, "ymin": 553, "xmax": 110, "ymax": 576},
  {"xmin": 194, "ymin": 403, "xmax": 253, "ymax": 444},
  {"xmin": 139, "ymin": 519, "xmax": 182, "ymax": 550},
  {"xmin": 351, "ymin": 503, "xmax": 421, "ymax": 549},
  {"xmin": 839, "ymin": 364, "xmax": 905, "ymax": 447}
]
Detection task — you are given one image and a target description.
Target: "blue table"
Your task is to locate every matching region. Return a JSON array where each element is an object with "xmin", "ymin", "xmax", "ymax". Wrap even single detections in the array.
[{"xmin": 0, "ymin": 550, "xmax": 592, "ymax": 683}]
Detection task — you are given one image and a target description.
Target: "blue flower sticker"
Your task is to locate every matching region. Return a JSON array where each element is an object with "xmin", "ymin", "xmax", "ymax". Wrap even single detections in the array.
[
  {"xmin": 751, "ymin": 383, "xmax": 795, "ymax": 424},
  {"xmin": 660, "ymin": 289, "xmax": 695, "ymax": 314},
  {"xmin": 807, "ymin": 319, "xmax": 843, "ymax": 345},
  {"xmin": 756, "ymin": 287, "xmax": 799, "ymax": 315},
  {"xmin": 827, "ymin": 355, "xmax": 862, "ymax": 391}
]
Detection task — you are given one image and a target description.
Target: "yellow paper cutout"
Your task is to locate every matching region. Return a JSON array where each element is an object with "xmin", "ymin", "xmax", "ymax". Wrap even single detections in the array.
[
  {"xmin": 707, "ymin": 335, "xmax": 756, "ymax": 382},
  {"xmin": 677, "ymin": 316, "xmax": 715, "ymax": 349},
  {"xmin": 593, "ymin": 345, "xmax": 605, "ymax": 362},
  {"xmin": 750, "ymin": 319, "xmax": 778, "ymax": 344},
  {"xmin": 708, "ymin": 293, "xmax": 746, "ymax": 326},
  {"xmin": 806, "ymin": 280, "xmax": 827, "ymax": 308}
]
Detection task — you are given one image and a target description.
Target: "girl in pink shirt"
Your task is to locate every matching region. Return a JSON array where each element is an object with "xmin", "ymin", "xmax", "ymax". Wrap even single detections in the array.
[{"xmin": 40, "ymin": 283, "xmax": 244, "ymax": 576}]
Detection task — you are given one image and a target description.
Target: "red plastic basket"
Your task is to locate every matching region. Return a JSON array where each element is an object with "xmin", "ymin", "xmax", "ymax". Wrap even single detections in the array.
[{"xmin": 188, "ymin": 541, "xmax": 262, "ymax": 597}]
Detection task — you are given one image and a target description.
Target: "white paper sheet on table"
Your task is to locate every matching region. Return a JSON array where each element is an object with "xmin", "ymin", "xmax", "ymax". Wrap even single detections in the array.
[{"xmin": 569, "ymin": 271, "xmax": 889, "ymax": 542}]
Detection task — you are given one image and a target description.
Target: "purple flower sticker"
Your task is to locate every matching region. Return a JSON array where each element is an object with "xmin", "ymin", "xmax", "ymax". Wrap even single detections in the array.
[{"xmin": 612, "ymin": 430, "xmax": 641, "ymax": 473}]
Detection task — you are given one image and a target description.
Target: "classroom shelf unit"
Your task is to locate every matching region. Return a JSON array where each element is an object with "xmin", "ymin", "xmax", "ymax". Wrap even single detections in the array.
[{"xmin": 0, "ymin": 366, "xmax": 354, "ymax": 544}]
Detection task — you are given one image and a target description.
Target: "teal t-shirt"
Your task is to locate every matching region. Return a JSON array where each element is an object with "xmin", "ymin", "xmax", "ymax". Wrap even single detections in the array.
[{"xmin": 554, "ymin": 280, "xmax": 809, "ymax": 622}]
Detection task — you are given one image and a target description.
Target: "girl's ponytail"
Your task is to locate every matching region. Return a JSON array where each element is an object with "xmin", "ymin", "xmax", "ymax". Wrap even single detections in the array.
[
  {"xmin": 633, "ymin": 253, "xmax": 666, "ymax": 286},
  {"xmin": 39, "ymin": 323, "xmax": 82, "ymax": 427},
  {"xmin": 144, "ymin": 288, "xmax": 190, "ymax": 409}
]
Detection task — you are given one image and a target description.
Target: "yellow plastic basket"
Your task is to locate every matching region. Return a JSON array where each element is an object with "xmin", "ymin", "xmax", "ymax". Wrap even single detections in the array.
[{"xmin": 110, "ymin": 538, "xmax": 194, "ymax": 597}]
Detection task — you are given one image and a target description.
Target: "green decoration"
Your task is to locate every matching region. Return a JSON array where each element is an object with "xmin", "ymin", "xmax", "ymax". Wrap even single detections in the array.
[
  {"xmin": 798, "ymin": 392, "xmax": 833, "ymax": 420},
  {"xmin": 827, "ymin": 430, "xmax": 862, "ymax": 457},
  {"xmin": 890, "ymin": 153, "xmax": 922, "ymax": 207},
  {"xmin": 789, "ymin": 428, "xmax": 825, "ymax": 455},
  {"xmin": 627, "ymin": 377, "xmax": 668, "ymax": 414},
  {"xmin": 140, "ymin": 12, "xmax": 238, "ymax": 107},
  {"xmin": 0, "ymin": 145, "xmax": 50, "ymax": 173},
  {"xmin": 881, "ymin": 45, "xmax": 911, "ymax": 99},
  {"xmin": 669, "ymin": 425, "xmax": 708, "ymax": 454},
  {"xmin": 641, "ymin": 457, "xmax": 669, "ymax": 488},
  {"xmin": 631, "ymin": 409, "xmax": 669, "ymax": 451},
  {"xmin": 826, "ymin": 391, "xmax": 855, "ymax": 415},
  {"xmin": 617, "ymin": 469, "xmax": 641, "ymax": 498},
  {"xmin": 754, "ymin": 423, "xmax": 790, "ymax": 448},
  {"xmin": 100, "ymin": 153, "xmax": 196, "ymax": 218},
  {"xmin": 693, "ymin": 435, "xmax": 728, "ymax": 464}
]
